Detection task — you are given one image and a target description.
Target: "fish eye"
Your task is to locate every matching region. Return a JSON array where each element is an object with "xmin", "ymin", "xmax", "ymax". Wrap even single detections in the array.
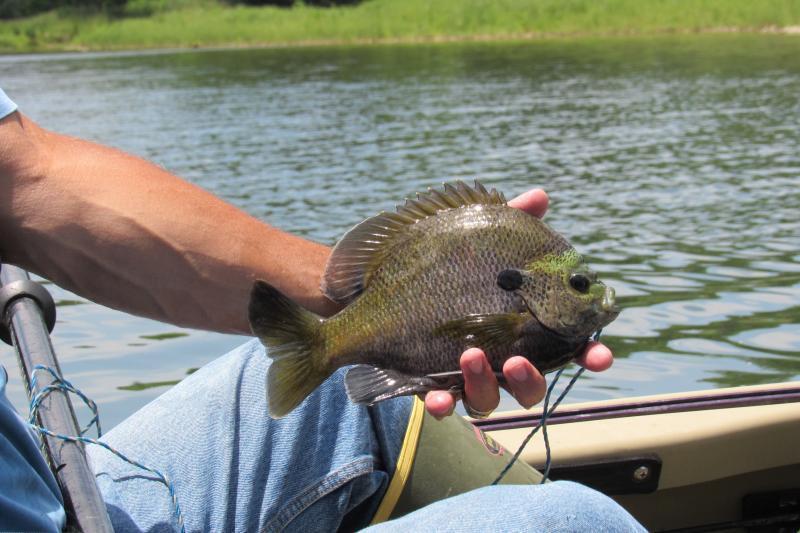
[
  {"xmin": 569, "ymin": 273, "xmax": 591, "ymax": 294},
  {"xmin": 497, "ymin": 269, "xmax": 523, "ymax": 291}
]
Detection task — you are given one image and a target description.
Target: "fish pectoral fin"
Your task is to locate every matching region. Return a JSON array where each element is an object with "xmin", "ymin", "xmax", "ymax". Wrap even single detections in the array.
[
  {"xmin": 345, "ymin": 366, "xmax": 442, "ymax": 405},
  {"xmin": 433, "ymin": 313, "xmax": 529, "ymax": 352}
]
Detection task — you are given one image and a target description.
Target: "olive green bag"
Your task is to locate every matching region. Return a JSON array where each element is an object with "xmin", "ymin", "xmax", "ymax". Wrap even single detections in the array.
[{"xmin": 371, "ymin": 399, "xmax": 543, "ymax": 524}]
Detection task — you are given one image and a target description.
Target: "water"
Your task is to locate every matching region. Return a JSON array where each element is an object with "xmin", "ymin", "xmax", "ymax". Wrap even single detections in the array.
[{"xmin": 1, "ymin": 35, "xmax": 799, "ymax": 429}]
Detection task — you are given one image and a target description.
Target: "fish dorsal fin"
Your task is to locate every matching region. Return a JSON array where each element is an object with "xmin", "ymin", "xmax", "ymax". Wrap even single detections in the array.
[{"xmin": 322, "ymin": 180, "xmax": 507, "ymax": 304}]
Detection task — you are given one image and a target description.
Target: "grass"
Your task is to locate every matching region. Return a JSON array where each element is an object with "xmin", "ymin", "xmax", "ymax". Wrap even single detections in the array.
[{"xmin": 1, "ymin": 0, "xmax": 799, "ymax": 53}]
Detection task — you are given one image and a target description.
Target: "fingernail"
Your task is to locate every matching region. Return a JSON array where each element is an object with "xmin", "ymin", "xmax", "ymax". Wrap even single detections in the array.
[
  {"xmin": 510, "ymin": 364, "xmax": 528, "ymax": 383},
  {"xmin": 468, "ymin": 358, "xmax": 483, "ymax": 374}
]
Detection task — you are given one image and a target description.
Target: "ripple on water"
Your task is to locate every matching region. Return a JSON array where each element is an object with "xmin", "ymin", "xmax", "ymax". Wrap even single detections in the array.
[
  {"xmin": 731, "ymin": 324, "xmax": 800, "ymax": 354},
  {"xmin": 668, "ymin": 337, "xmax": 765, "ymax": 358},
  {"xmin": 705, "ymin": 266, "xmax": 773, "ymax": 279},
  {"xmin": 608, "ymin": 284, "xmax": 800, "ymax": 340},
  {"xmin": 626, "ymin": 275, "xmax": 704, "ymax": 289}
]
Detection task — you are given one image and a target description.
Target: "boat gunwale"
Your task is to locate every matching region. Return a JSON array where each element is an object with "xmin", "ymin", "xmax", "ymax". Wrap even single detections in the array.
[{"xmin": 473, "ymin": 383, "xmax": 800, "ymax": 431}]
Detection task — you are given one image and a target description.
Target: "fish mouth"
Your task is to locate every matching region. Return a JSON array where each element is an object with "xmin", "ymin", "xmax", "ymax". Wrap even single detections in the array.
[
  {"xmin": 518, "ymin": 286, "xmax": 620, "ymax": 339},
  {"xmin": 601, "ymin": 286, "xmax": 620, "ymax": 315}
]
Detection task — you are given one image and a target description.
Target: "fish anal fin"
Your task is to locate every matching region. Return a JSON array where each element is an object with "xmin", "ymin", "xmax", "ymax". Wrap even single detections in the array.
[
  {"xmin": 322, "ymin": 180, "xmax": 508, "ymax": 305},
  {"xmin": 345, "ymin": 366, "xmax": 447, "ymax": 405},
  {"xmin": 433, "ymin": 313, "xmax": 529, "ymax": 352}
]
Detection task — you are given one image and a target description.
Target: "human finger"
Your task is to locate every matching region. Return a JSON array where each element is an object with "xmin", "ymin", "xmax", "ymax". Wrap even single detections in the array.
[
  {"xmin": 424, "ymin": 390, "xmax": 456, "ymax": 420},
  {"xmin": 502, "ymin": 356, "xmax": 547, "ymax": 409},
  {"xmin": 460, "ymin": 348, "xmax": 500, "ymax": 418},
  {"xmin": 575, "ymin": 340, "xmax": 613, "ymax": 372},
  {"xmin": 507, "ymin": 188, "xmax": 549, "ymax": 219}
]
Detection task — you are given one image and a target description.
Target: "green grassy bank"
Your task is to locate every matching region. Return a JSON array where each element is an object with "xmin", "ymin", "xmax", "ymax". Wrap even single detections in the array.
[{"xmin": 1, "ymin": 0, "xmax": 800, "ymax": 53}]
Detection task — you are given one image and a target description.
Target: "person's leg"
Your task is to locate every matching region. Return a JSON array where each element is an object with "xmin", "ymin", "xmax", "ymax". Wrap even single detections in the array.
[
  {"xmin": 88, "ymin": 339, "xmax": 645, "ymax": 532},
  {"xmin": 366, "ymin": 482, "xmax": 646, "ymax": 533},
  {"xmin": 87, "ymin": 339, "xmax": 412, "ymax": 532},
  {"xmin": 0, "ymin": 366, "xmax": 66, "ymax": 532}
]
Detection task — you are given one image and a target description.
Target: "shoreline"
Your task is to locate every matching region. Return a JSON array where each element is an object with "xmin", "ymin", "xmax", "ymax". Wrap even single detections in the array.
[
  {"xmin": 3, "ymin": 0, "xmax": 800, "ymax": 56},
  {"xmin": 4, "ymin": 25, "xmax": 800, "ymax": 55}
]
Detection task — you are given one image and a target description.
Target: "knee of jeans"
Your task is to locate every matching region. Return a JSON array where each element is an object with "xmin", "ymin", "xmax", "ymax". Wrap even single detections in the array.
[
  {"xmin": 460, "ymin": 482, "xmax": 636, "ymax": 522},
  {"xmin": 365, "ymin": 481, "xmax": 644, "ymax": 533},
  {"xmin": 532, "ymin": 481, "xmax": 644, "ymax": 531},
  {"xmin": 546, "ymin": 480, "xmax": 618, "ymax": 505}
]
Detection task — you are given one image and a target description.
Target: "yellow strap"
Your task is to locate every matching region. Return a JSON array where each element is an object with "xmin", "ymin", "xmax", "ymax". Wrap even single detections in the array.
[{"xmin": 370, "ymin": 396, "xmax": 425, "ymax": 524}]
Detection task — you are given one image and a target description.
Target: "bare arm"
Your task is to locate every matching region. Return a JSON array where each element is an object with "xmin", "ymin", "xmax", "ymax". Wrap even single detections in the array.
[{"xmin": 0, "ymin": 111, "xmax": 339, "ymax": 334}]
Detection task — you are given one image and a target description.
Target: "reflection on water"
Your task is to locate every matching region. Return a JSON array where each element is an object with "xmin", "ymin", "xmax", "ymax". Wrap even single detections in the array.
[
  {"xmin": 139, "ymin": 332, "xmax": 190, "ymax": 341},
  {"xmin": 1, "ymin": 35, "xmax": 798, "ymax": 427},
  {"xmin": 117, "ymin": 367, "xmax": 198, "ymax": 391}
]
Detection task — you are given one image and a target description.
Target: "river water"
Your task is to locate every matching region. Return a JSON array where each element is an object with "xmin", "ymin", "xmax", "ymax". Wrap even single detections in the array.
[{"xmin": 1, "ymin": 35, "xmax": 799, "ymax": 429}]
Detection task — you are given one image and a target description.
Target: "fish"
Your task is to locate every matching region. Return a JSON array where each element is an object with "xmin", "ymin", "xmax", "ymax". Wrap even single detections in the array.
[{"xmin": 249, "ymin": 181, "xmax": 620, "ymax": 418}]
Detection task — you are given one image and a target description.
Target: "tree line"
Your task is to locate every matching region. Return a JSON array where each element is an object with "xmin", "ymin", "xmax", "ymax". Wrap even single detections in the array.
[{"xmin": 0, "ymin": 0, "xmax": 361, "ymax": 20}]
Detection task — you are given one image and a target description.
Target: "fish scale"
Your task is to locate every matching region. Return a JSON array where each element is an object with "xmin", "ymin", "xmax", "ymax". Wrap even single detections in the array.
[{"xmin": 324, "ymin": 205, "xmax": 571, "ymax": 375}]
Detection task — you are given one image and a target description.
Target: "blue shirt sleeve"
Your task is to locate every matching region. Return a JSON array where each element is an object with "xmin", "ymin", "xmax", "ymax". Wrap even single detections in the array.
[
  {"xmin": 0, "ymin": 88, "xmax": 19, "ymax": 119},
  {"xmin": 1, "ymin": 367, "xmax": 66, "ymax": 531}
]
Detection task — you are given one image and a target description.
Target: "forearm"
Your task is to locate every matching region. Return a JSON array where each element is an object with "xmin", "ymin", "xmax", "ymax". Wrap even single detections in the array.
[{"xmin": 0, "ymin": 112, "xmax": 339, "ymax": 334}]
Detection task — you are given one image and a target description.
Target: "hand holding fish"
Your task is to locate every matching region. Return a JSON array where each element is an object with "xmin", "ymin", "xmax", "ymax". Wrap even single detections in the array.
[
  {"xmin": 425, "ymin": 342, "xmax": 613, "ymax": 419},
  {"xmin": 422, "ymin": 189, "xmax": 614, "ymax": 419}
]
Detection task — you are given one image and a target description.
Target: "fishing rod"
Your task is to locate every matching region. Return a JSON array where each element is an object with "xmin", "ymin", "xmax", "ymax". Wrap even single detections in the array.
[{"xmin": 0, "ymin": 261, "xmax": 113, "ymax": 533}]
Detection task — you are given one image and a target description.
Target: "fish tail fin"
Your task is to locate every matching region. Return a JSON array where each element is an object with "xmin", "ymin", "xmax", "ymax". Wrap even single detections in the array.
[{"xmin": 248, "ymin": 280, "xmax": 329, "ymax": 418}]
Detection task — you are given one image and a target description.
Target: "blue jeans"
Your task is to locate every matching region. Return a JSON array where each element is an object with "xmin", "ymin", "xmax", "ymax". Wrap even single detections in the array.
[
  {"xmin": 0, "ymin": 367, "xmax": 66, "ymax": 532},
  {"xmin": 86, "ymin": 340, "xmax": 644, "ymax": 532}
]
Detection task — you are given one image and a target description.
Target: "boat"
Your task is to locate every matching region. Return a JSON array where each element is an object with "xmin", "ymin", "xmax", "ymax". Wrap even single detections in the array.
[{"xmin": 477, "ymin": 382, "xmax": 800, "ymax": 532}]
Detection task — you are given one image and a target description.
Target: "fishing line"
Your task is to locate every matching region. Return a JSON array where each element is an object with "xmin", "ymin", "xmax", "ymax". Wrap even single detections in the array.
[
  {"xmin": 491, "ymin": 366, "xmax": 584, "ymax": 485},
  {"xmin": 539, "ymin": 368, "xmax": 584, "ymax": 483},
  {"xmin": 491, "ymin": 330, "xmax": 602, "ymax": 485},
  {"xmin": 27, "ymin": 364, "xmax": 186, "ymax": 533}
]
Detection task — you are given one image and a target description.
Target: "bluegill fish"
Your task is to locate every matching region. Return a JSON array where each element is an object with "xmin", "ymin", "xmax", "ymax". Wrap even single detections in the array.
[{"xmin": 249, "ymin": 181, "xmax": 619, "ymax": 418}]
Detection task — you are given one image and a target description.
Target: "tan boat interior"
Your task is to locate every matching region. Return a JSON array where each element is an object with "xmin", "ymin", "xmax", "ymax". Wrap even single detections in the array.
[{"xmin": 487, "ymin": 382, "xmax": 800, "ymax": 532}]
